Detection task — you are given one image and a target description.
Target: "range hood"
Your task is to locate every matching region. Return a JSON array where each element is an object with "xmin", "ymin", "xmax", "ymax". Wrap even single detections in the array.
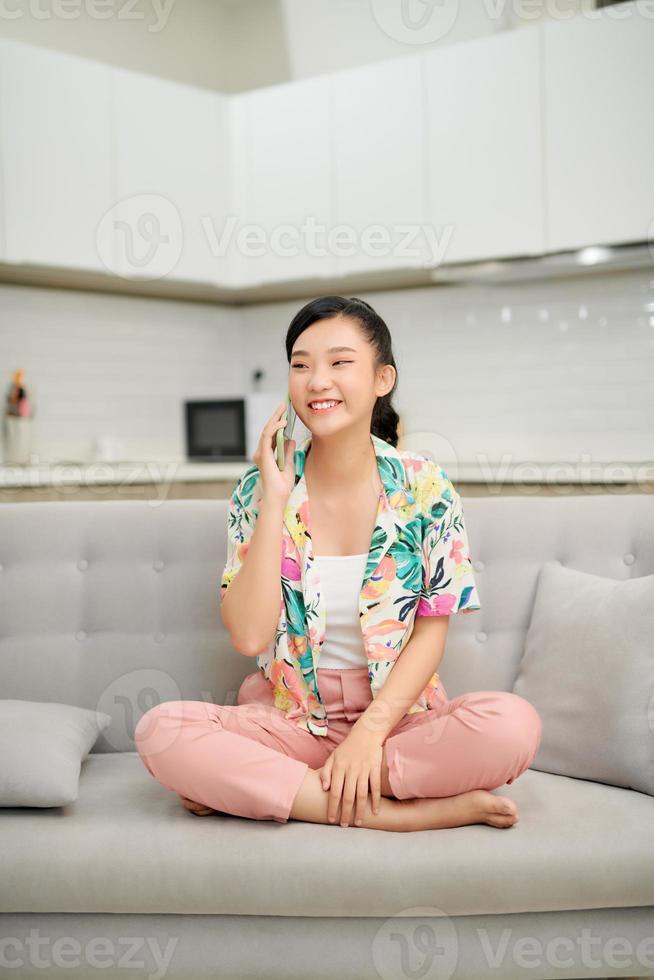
[{"xmin": 428, "ymin": 242, "xmax": 654, "ymax": 286}]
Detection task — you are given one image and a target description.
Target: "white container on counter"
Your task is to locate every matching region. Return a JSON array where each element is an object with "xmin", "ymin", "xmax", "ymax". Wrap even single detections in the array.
[{"xmin": 2, "ymin": 416, "xmax": 33, "ymax": 465}]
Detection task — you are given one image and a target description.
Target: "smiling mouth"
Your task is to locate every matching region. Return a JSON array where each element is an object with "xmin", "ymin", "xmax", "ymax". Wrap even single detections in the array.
[{"xmin": 308, "ymin": 400, "xmax": 343, "ymax": 413}]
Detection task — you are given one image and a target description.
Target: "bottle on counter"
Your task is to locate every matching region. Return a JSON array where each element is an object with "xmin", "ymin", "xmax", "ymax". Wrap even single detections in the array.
[
  {"xmin": 3, "ymin": 369, "xmax": 34, "ymax": 464},
  {"xmin": 6, "ymin": 370, "xmax": 33, "ymax": 418}
]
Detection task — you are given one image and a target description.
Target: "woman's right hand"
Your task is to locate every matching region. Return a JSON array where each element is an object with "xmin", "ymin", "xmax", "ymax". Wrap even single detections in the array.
[{"xmin": 252, "ymin": 400, "xmax": 296, "ymax": 507}]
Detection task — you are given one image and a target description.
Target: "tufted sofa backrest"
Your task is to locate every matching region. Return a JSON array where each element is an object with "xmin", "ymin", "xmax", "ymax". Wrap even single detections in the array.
[{"xmin": 0, "ymin": 495, "xmax": 651, "ymax": 751}]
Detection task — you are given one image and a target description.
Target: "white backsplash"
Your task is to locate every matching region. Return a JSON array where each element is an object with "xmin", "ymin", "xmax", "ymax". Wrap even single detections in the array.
[
  {"xmin": 0, "ymin": 287, "xmax": 248, "ymax": 464},
  {"xmin": 239, "ymin": 268, "xmax": 654, "ymax": 475},
  {"xmin": 0, "ymin": 267, "xmax": 652, "ymax": 471}
]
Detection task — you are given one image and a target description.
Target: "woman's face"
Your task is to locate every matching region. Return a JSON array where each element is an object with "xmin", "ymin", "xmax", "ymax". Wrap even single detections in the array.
[{"xmin": 288, "ymin": 316, "xmax": 393, "ymax": 435}]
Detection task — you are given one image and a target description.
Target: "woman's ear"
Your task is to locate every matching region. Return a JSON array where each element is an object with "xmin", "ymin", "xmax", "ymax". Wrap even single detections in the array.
[{"xmin": 376, "ymin": 364, "xmax": 396, "ymax": 399}]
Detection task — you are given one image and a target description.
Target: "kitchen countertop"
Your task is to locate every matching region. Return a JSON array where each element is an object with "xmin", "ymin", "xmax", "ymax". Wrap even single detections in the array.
[
  {"xmin": 0, "ymin": 459, "xmax": 252, "ymax": 488},
  {"xmin": 0, "ymin": 458, "xmax": 651, "ymax": 488}
]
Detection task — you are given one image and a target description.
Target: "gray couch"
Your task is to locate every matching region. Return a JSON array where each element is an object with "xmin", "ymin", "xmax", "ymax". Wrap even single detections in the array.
[{"xmin": 1, "ymin": 495, "xmax": 653, "ymax": 980}]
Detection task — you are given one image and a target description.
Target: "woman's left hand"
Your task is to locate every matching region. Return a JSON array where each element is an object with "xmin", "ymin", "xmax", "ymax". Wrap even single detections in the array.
[{"xmin": 320, "ymin": 725, "xmax": 384, "ymax": 827}]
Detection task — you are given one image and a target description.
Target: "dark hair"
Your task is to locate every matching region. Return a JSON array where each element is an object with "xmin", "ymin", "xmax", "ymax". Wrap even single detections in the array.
[{"xmin": 285, "ymin": 295, "xmax": 400, "ymax": 447}]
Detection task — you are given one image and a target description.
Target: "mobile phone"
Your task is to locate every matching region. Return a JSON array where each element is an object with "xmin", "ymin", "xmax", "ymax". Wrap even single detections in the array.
[{"xmin": 276, "ymin": 392, "xmax": 297, "ymax": 470}]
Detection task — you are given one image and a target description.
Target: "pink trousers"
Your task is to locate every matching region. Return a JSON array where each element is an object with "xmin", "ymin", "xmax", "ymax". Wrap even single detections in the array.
[{"xmin": 134, "ymin": 667, "xmax": 542, "ymax": 824}]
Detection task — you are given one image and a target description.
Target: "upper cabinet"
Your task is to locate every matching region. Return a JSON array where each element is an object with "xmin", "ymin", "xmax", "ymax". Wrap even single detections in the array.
[
  {"xmin": 330, "ymin": 56, "xmax": 428, "ymax": 277},
  {"xmin": 0, "ymin": 40, "xmax": 113, "ymax": 272},
  {"xmin": 542, "ymin": 5, "xmax": 654, "ymax": 252},
  {"xmin": 229, "ymin": 76, "xmax": 334, "ymax": 286},
  {"xmin": 112, "ymin": 69, "xmax": 230, "ymax": 285},
  {"xmin": 424, "ymin": 28, "xmax": 544, "ymax": 264},
  {"xmin": 0, "ymin": 9, "xmax": 651, "ymax": 292}
]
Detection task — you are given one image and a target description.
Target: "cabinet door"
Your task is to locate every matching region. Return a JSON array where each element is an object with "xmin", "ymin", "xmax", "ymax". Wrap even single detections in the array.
[
  {"xmin": 0, "ymin": 40, "xmax": 113, "ymax": 271},
  {"xmin": 228, "ymin": 76, "xmax": 334, "ymax": 286},
  {"xmin": 543, "ymin": 6, "xmax": 654, "ymax": 252},
  {"xmin": 331, "ymin": 56, "xmax": 429, "ymax": 277},
  {"xmin": 424, "ymin": 27, "xmax": 544, "ymax": 265},
  {"xmin": 112, "ymin": 68, "xmax": 229, "ymax": 284}
]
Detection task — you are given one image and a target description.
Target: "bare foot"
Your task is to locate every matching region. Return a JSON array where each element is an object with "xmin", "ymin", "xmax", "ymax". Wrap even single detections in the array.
[
  {"xmin": 401, "ymin": 789, "xmax": 519, "ymax": 831},
  {"xmin": 178, "ymin": 794, "xmax": 216, "ymax": 816}
]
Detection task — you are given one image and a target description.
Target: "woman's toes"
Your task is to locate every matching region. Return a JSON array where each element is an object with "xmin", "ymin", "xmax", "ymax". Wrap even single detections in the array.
[
  {"xmin": 473, "ymin": 791, "xmax": 519, "ymax": 827},
  {"xmin": 491, "ymin": 796, "xmax": 519, "ymax": 826},
  {"xmin": 179, "ymin": 795, "xmax": 215, "ymax": 816}
]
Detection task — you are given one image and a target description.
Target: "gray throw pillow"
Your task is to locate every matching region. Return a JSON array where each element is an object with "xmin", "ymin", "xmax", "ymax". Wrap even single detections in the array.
[
  {"xmin": 0, "ymin": 700, "xmax": 111, "ymax": 807},
  {"xmin": 512, "ymin": 560, "xmax": 654, "ymax": 796}
]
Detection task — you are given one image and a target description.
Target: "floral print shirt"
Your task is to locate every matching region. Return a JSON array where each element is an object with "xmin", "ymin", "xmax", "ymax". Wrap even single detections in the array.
[{"xmin": 220, "ymin": 432, "xmax": 481, "ymax": 736}]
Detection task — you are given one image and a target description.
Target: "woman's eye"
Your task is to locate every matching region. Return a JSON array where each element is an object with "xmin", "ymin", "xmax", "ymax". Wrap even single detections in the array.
[{"xmin": 291, "ymin": 361, "xmax": 352, "ymax": 369}]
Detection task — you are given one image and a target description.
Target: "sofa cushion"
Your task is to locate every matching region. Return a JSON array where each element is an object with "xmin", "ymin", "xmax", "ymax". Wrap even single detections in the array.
[
  {"xmin": 0, "ymin": 700, "xmax": 111, "ymax": 807},
  {"xmin": 512, "ymin": 560, "xmax": 654, "ymax": 795},
  {"xmin": 1, "ymin": 752, "xmax": 653, "ymax": 916}
]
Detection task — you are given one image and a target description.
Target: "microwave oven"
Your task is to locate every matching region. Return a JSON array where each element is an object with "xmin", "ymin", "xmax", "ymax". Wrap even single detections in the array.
[{"xmin": 184, "ymin": 399, "xmax": 247, "ymax": 461}]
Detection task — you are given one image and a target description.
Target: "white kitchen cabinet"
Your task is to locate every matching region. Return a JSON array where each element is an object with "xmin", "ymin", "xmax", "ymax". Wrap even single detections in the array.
[
  {"xmin": 543, "ymin": 4, "xmax": 654, "ymax": 252},
  {"xmin": 0, "ymin": 39, "xmax": 113, "ymax": 272},
  {"xmin": 330, "ymin": 56, "xmax": 429, "ymax": 277},
  {"xmin": 111, "ymin": 68, "xmax": 229, "ymax": 285},
  {"xmin": 228, "ymin": 76, "xmax": 334, "ymax": 286},
  {"xmin": 2, "ymin": 13, "xmax": 652, "ymax": 294},
  {"xmin": 424, "ymin": 27, "xmax": 544, "ymax": 265}
]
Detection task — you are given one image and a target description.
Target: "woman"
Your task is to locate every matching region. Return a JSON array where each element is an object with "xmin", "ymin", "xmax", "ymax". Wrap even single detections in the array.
[{"xmin": 135, "ymin": 296, "xmax": 542, "ymax": 832}]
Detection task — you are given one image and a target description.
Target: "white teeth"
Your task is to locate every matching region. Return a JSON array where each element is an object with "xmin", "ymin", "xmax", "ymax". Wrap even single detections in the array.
[{"xmin": 310, "ymin": 400, "xmax": 340, "ymax": 409}]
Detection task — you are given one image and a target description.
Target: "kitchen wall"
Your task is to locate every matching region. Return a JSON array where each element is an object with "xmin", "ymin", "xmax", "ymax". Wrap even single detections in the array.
[
  {"xmin": 2, "ymin": 264, "xmax": 652, "ymax": 477},
  {"xmin": 0, "ymin": 0, "xmax": 289, "ymax": 94},
  {"xmin": 242, "ymin": 268, "xmax": 654, "ymax": 480},
  {"xmin": 277, "ymin": 0, "xmax": 578, "ymax": 80},
  {"xmin": 0, "ymin": 0, "xmax": 590, "ymax": 94},
  {"xmin": 0, "ymin": 284, "xmax": 247, "ymax": 463}
]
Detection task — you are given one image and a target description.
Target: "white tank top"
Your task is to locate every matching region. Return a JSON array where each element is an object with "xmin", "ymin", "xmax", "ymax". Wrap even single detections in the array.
[{"xmin": 313, "ymin": 553, "xmax": 369, "ymax": 670}]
